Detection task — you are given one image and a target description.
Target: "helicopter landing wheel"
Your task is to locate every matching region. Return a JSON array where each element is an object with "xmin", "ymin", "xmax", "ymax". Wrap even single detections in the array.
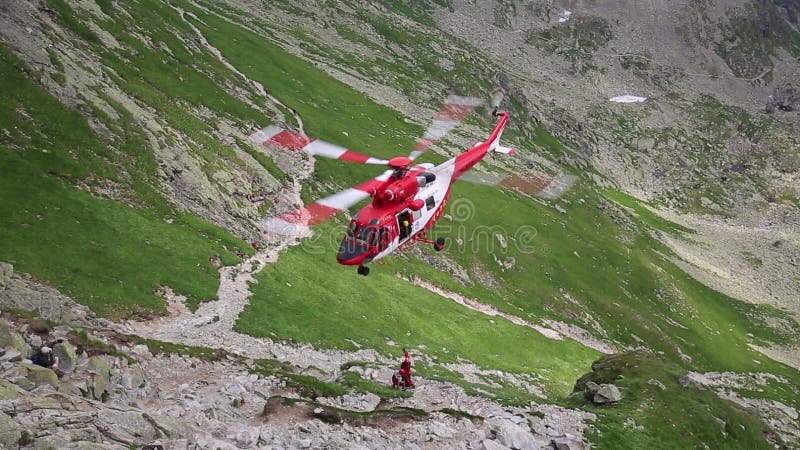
[
  {"xmin": 434, "ymin": 237, "xmax": 446, "ymax": 252},
  {"xmin": 357, "ymin": 265, "xmax": 370, "ymax": 276}
]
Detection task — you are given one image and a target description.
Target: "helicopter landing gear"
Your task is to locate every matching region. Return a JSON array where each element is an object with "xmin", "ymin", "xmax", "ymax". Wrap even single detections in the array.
[
  {"xmin": 357, "ymin": 265, "xmax": 370, "ymax": 276},
  {"xmin": 434, "ymin": 237, "xmax": 446, "ymax": 251}
]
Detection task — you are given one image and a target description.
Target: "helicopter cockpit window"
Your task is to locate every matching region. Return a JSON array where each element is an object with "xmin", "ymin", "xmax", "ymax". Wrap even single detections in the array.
[
  {"xmin": 354, "ymin": 225, "xmax": 378, "ymax": 246},
  {"xmin": 346, "ymin": 221, "xmax": 359, "ymax": 238}
]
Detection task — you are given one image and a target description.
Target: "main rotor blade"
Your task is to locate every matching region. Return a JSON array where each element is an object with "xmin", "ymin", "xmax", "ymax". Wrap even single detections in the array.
[
  {"xmin": 459, "ymin": 171, "xmax": 578, "ymax": 199},
  {"xmin": 262, "ymin": 170, "xmax": 394, "ymax": 235},
  {"xmin": 408, "ymin": 95, "xmax": 484, "ymax": 161},
  {"xmin": 251, "ymin": 126, "xmax": 389, "ymax": 165}
]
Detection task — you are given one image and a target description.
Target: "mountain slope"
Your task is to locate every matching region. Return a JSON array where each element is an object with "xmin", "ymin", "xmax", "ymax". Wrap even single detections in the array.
[{"xmin": 0, "ymin": 0, "xmax": 798, "ymax": 449}]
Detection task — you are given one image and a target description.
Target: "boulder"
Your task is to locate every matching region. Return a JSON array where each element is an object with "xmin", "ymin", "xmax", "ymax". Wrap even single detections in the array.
[
  {"xmin": 0, "ymin": 319, "xmax": 28, "ymax": 356},
  {"xmin": 119, "ymin": 364, "xmax": 146, "ymax": 390},
  {"xmin": 29, "ymin": 334, "xmax": 43, "ymax": 349},
  {"xmin": 0, "ymin": 379, "xmax": 22, "ymax": 400},
  {"xmin": 0, "ymin": 347, "xmax": 22, "ymax": 362},
  {"xmin": 361, "ymin": 393, "xmax": 381, "ymax": 411},
  {"xmin": 552, "ymin": 437, "xmax": 588, "ymax": 450},
  {"xmin": 51, "ymin": 325, "xmax": 70, "ymax": 341},
  {"xmin": 59, "ymin": 380, "xmax": 88, "ymax": 397},
  {"xmin": 593, "ymin": 384, "xmax": 622, "ymax": 404},
  {"xmin": 0, "ymin": 412, "xmax": 21, "ymax": 450},
  {"xmin": 15, "ymin": 362, "xmax": 59, "ymax": 389},
  {"xmin": 131, "ymin": 344, "xmax": 152, "ymax": 359},
  {"xmin": 0, "ymin": 262, "xmax": 12, "ymax": 287},
  {"xmin": 583, "ymin": 381, "xmax": 600, "ymax": 400},
  {"xmin": 489, "ymin": 418, "xmax": 544, "ymax": 450},
  {"xmin": 88, "ymin": 356, "xmax": 111, "ymax": 400},
  {"xmin": 95, "ymin": 410, "xmax": 157, "ymax": 444},
  {"xmin": 53, "ymin": 341, "xmax": 78, "ymax": 372},
  {"xmin": 678, "ymin": 373, "xmax": 705, "ymax": 390}
]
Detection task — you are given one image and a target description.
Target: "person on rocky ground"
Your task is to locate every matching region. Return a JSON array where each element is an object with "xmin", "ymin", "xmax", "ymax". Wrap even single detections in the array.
[
  {"xmin": 31, "ymin": 345, "xmax": 60, "ymax": 374},
  {"xmin": 392, "ymin": 348, "xmax": 414, "ymax": 389}
]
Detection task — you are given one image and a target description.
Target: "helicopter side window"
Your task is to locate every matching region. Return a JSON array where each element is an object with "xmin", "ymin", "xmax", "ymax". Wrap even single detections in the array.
[
  {"xmin": 425, "ymin": 196, "xmax": 435, "ymax": 210},
  {"xmin": 379, "ymin": 228, "xmax": 390, "ymax": 250}
]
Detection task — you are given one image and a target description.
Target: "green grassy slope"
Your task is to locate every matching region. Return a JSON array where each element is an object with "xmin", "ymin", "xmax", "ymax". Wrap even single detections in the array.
[
  {"xmin": 0, "ymin": 45, "xmax": 248, "ymax": 317},
  {"xmin": 569, "ymin": 352, "xmax": 784, "ymax": 450}
]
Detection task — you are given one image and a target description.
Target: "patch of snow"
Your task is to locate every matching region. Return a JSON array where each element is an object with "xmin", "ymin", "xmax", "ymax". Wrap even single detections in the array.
[
  {"xmin": 610, "ymin": 95, "xmax": 648, "ymax": 103},
  {"xmin": 558, "ymin": 10, "xmax": 572, "ymax": 23}
]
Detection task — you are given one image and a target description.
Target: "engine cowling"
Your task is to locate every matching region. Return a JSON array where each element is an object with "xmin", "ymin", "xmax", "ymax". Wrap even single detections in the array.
[{"xmin": 379, "ymin": 175, "xmax": 419, "ymax": 203}]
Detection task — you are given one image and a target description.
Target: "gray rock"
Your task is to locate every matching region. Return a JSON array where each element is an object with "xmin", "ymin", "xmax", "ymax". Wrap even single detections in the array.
[
  {"xmin": 29, "ymin": 334, "xmax": 43, "ymax": 349},
  {"xmin": 593, "ymin": 384, "xmax": 622, "ymax": 404},
  {"xmin": 584, "ymin": 381, "xmax": 600, "ymax": 399},
  {"xmin": 0, "ymin": 379, "xmax": 22, "ymax": 400},
  {"xmin": 0, "ymin": 412, "xmax": 21, "ymax": 449},
  {"xmin": 31, "ymin": 433, "xmax": 71, "ymax": 449},
  {"xmin": 431, "ymin": 422, "xmax": 455, "ymax": 439},
  {"xmin": 552, "ymin": 437, "xmax": 588, "ymax": 450},
  {"xmin": 0, "ymin": 347, "xmax": 22, "ymax": 362},
  {"xmin": 490, "ymin": 418, "xmax": 542, "ymax": 450},
  {"xmin": 88, "ymin": 356, "xmax": 111, "ymax": 400},
  {"xmin": 119, "ymin": 364, "xmax": 146, "ymax": 390},
  {"xmin": 59, "ymin": 380, "xmax": 88, "ymax": 397},
  {"xmin": 131, "ymin": 344, "xmax": 152, "ymax": 358},
  {"xmin": 482, "ymin": 439, "xmax": 509, "ymax": 450},
  {"xmin": 647, "ymin": 378, "xmax": 666, "ymax": 390},
  {"xmin": 0, "ymin": 262, "xmax": 12, "ymax": 287},
  {"xmin": 53, "ymin": 341, "xmax": 78, "ymax": 372},
  {"xmin": 361, "ymin": 392, "xmax": 381, "ymax": 411},
  {"xmin": 52, "ymin": 325, "xmax": 70, "ymax": 341},
  {"xmin": 0, "ymin": 319, "xmax": 28, "ymax": 356},
  {"xmin": 678, "ymin": 374, "xmax": 705, "ymax": 390},
  {"xmin": 714, "ymin": 416, "xmax": 726, "ymax": 432},
  {"xmin": 95, "ymin": 410, "xmax": 156, "ymax": 444},
  {"xmin": 15, "ymin": 362, "xmax": 59, "ymax": 389}
]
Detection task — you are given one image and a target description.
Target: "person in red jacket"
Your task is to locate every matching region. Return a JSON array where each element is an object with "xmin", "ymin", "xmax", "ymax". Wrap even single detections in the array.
[{"xmin": 392, "ymin": 348, "xmax": 414, "ymax": 389}]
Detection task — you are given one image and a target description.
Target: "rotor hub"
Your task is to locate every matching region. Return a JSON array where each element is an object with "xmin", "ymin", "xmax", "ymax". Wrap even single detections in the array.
[{"xmin": 388, "ymin": 156, "xmax": 413, "ymax": 169}]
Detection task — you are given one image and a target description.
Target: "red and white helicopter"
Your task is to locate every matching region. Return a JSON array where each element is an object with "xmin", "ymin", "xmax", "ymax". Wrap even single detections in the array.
[{"xmin": 250, "ymin": 93, "xmax": 516, "ymax": 275}]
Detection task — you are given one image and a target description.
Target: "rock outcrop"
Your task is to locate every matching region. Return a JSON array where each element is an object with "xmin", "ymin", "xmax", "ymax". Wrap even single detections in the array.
[{"xmin": 0, "ymin": 312, "xmax": 596, "ymax": 450}]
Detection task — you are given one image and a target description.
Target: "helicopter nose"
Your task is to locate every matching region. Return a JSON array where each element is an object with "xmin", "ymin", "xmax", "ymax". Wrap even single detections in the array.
[{"xmin": 336, "ymin": 238, "xmax": 371, "ymax": 265}]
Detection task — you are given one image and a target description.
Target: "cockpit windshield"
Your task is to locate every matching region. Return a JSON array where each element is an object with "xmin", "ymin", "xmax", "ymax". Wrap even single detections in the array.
[{"xmin": 347, "ymin": 222, "xmax": 379, "ymax": 247}]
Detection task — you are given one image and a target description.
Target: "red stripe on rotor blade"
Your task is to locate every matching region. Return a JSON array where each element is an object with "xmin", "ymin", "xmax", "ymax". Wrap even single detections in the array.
[
  {"xmin": 276, "ymin": 175, "xmax": 389, "ymax": 227},
  {"xmin": 354, "ymin": 177, "xmax": 387, "ymax": 195},
  {"xmin": 267, "ymin": 130, "xmax": 313, "ymax": 150},
  {"xmin": 436, "ymin": 103, "xmax": 477, "ymax": 121},
  {"xmin": 413, "ymin": 138, "xmax": 433, "ymax": 152},
  {"xmin": 338, "ymin": 150, "xmax": 372, "ymax": 163},
  {"xmin": 279, "ymin": 202, "xmax": 340, "ymax": 226}
]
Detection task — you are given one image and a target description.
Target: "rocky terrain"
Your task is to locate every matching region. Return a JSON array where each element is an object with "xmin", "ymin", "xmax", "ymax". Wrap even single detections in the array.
[
  {"xmin": 1, "ymin": 0, "xmax": 799, "ymax": 449},
  {"xmin": 0, "ymin": 260, "xmax": 596, "ymax": 450}
]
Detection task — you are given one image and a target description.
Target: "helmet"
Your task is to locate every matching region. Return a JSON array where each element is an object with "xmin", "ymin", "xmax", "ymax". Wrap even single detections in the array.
[{"xmin": 41, "ymin": 346, "xmax": 52, "ymax": 354}]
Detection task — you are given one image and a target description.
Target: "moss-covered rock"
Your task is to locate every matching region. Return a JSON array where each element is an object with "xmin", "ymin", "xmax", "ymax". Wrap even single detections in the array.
[
  {"xmin": 0, "ymin": 379, "xmax": 21, "ymax": 401},
  {"xmin": 0, "ymin": 412, "xmax": 21, "ymax": 450},
  {"xmin": 0, "ymin": 261, "xmax": 12, "ymax": 287},
  {"xmin": 0, "ymin": 318, "xmax": 29, "ymax": 357},
  {"xmin": 53, "ymin": 341, "xmax": 77, "ymax": 372},
  {"xmin": 88, "ymin": 356, "xmax": 111, "ymax": 400},
  {"xmin": 15, "ymin": 362, "xmax": 59, "ymax": 389}
]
